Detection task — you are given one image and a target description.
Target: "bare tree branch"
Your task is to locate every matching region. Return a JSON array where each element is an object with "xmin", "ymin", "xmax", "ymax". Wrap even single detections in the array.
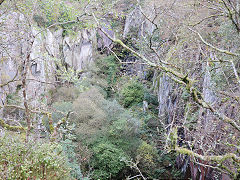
[
  {"xmin": 189, "ymin": 14, "xmax": 224, "ymax": 27},
  {"xmin": 189, "ymin": 28, "xmax": 240, "ymax": 57}
]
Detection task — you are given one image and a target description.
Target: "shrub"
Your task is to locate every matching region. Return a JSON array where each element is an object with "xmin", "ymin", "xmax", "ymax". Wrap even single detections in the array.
[
  {"xmin": 91, "ymin": 142, "xmax": 127, "ymax": 179},
  {"xmin": 137, "ymin": 141, "xmax": 157, "ymax": 167},
  {"xmin": 102, "ymin": 99, "xmax": 125, "ymax": 122},
  {"xmin": 144, "ymin": 91, "xmax": 158, "ymax": 106},
  {"xmin": 136, "ymin": 141, "xmax": 158, "ymax": 178},
  {"xmin": 51, "ymin": 102, "xmax": 86, "ymax": 179},
  {"xmin": 72, "ymin": 87, "xmax": 107, "ymax": 141},
  {"xmin": 108, "ymin": 110, "xmax": 141, "ymax": 156},
  {"xmin": 109, "ymin": 111, "xmax": 140, "ymax": 138},
  {"xmin": 0, "ymin": 133, "xmax": 71, "ymax": 179},
  {"xmin": 119, "ymin": 79, "xmax": 144, "ymax": 107}
]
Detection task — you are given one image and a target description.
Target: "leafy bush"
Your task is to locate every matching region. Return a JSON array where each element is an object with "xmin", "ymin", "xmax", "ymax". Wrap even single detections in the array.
[
  {"xmin": 72, "ymin": 87, "xmax": 107, "ymax": 141},
  {"xmin": 137, "ymin": 141, "xmax": 157, "ymax": 169},
  {"xmin": 107, "ymin": 110, "xmax": 141, "ymax": 157},
  {"xmin": 144, "ymin": 91, "xmax": 158, "ymax": 106},
  {"xmin": 50, "ymin": 101, "xmax": 86, "ymax": 179},
  {"xmin": 95, "ymin": 55, "xmax": 120, "ymax": 97},
  {"xmin": 71, "ymin": 97, "xmax": 142, "ymax": 178},
  {"xmin": 49, "ymin": 86, "xmax": 142, "ymax": 179},
  {"xmin": 6, "ymin": 92, "xmax": 21, "ymax": 105},
  {"xmin": 101, "ymin": 99, "xmax": 125, "ymax": 122},
  {"xmin": 91, "ymin": 142, "xmax": 128, "ymax": 179},
  {"xmin": 119, "ymin": 79, "xmax": 144, "ymax": 107},
  {"xmin": 0, "ymin": 133, "xmax": 71, "ymax": 179},
  {"xmin": 109, "ymin": 111, "xmax": 140, "ymax": 138}
]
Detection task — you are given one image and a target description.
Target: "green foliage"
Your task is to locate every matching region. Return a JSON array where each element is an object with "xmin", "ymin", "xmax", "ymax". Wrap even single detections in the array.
[
  {"xmin": 35, "ymin": 0, "xmax": 83, "ymax": 32},
  {"xmin": 55, "ymin": 58, "xmax": 86, "ymax": 90},
  {"xmin": 155, "ymin": 152, "xmax": 183, "ymax": 179},
  {"xmin": 218, "ymin": 20, "xmax": 240, "ymax": 47},
  {"xmin": 107, "ymin": 109, "xmax": 141, "ymax": 156},
  {"xmin": 91, "ymin": 142, "xmax": 128, "ymax": 179},
  {"xmin": 143, "ymin": 91, "xmax": 159, "ymax": 114},
  {"xmin": 137, "ymin": 141, "xmax": 157, "ymax": 167},
  {"xmin": 181, "ymin": 88, "xmax": 191, "ymax": 101},
  {"xmin": 135, "ymin": 141, "xmax": 159, "ymax": 178},
  {"xmin": 119, "ymin": 79, "xmax": 144, "ymax": 107},
  {"xmin": 101, "ymin": 100, "xmax": 140, "ymax": 136},
  {"xmin": 0, "ymin": 133, "xmax": 71, "ymax": 179},
  {"xmin": 72, "ymin": 87, "xmax": 107, "ymax": 141},
  {"xmin": 50, "ymin": 100, "xmax": 86, "ymax": 179},
  {"xmin": 144, "ymin": 91, "xmax": 158, "ymax": 106},
  {"xmin": 6, "ymin": 89, "xmax": 21, "ymax": 105},
  {"xmin": 138, "ymin": 112, "xmax": 161, "ymax": 140},
  {"xmin": 109, "ymin": 111, "xmax": 140, "ymax": 138},
  {"xmin": 61, "ymin": 139, "xmax": 84, "ymax": 180},
  {"xmin": 52, "ymin": 101, "xmax": 73, "ymax": 121},
  {"xmin": 96, "ymin": 55, "xmax": 120, "ymax": 96},
  {"xmin": 101, "ymin": 99, "xmax": 125, "ymax": 122},
  {"xmin": 68, "ymin": 91, "xmax": 141, "ymax": 178}
]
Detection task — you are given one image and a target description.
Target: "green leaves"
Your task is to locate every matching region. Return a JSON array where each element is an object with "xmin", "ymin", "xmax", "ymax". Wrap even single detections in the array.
[
  {"xmin": 96, "ymin": 55, "xmax": 120, "ymax": 87},
  {"xmin": 119, "ymin": 79, "xmax": 144, "ymax": 108},
  {"xmin": 91, "ymin": 142, "xmax": 127, "ymax": 179},
  {"xmin": 0, "ymin": 133, "xmax": 71, "ymax": 179}
]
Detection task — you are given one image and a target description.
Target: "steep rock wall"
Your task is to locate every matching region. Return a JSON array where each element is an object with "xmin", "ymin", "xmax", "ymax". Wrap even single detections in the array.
[{"xmin": 0, "ymin": 14, "xmax": 96, "ymax": 112}]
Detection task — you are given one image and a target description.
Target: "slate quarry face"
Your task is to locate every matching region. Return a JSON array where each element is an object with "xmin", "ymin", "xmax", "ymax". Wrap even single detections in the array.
[{"xmin": 0, "ymin": 14, "xmax": 96, "ymax": 109}]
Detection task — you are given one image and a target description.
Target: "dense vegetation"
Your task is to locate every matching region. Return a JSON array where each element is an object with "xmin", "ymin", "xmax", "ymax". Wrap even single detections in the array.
[{"xmin": 1, "ymin": 0, "xmax": 240, "ymax": 179}]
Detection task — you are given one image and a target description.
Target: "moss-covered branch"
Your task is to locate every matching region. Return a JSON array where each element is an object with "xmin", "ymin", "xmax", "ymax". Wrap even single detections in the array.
[
  {"xmin": 0, "ymin": 104, "xmax": 53, "ymax": 135},
  {"xmin": 174, "ymin": 146, "xmax": 239, "ymax": 178},
  {"xmin": 175, "ymin": 146, "xmax": 240, "ymax": 163},
  {"xmin": 92, "ymin": 13, "xmax": 195, "ymax": 85},
  {"xmin": 0, "ymin": 118, "xmax": 26, "ymax": 132},
  {"xmin": 93, "ymin": 13, "xmax": 240, "ymax": 132},
  {"xmin": 189, "ymin": 14, "xmax": 224, "ymax": 27},
  {"xmin": 0, "ymin": 104, "xmax": 50, "ymax": 115},
  {"xmin": 190, "ymin": 86, "xmax": 240, "ymax": 131}
]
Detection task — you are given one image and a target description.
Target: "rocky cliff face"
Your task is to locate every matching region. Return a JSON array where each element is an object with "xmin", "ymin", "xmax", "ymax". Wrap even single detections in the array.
[
  {"xmin": 0, "ymin": 15, "xmax": 98, "ymax": 111},
  {"xmin": 0, "ymin": 5, "xmax": 156, "ymax": 109}
]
